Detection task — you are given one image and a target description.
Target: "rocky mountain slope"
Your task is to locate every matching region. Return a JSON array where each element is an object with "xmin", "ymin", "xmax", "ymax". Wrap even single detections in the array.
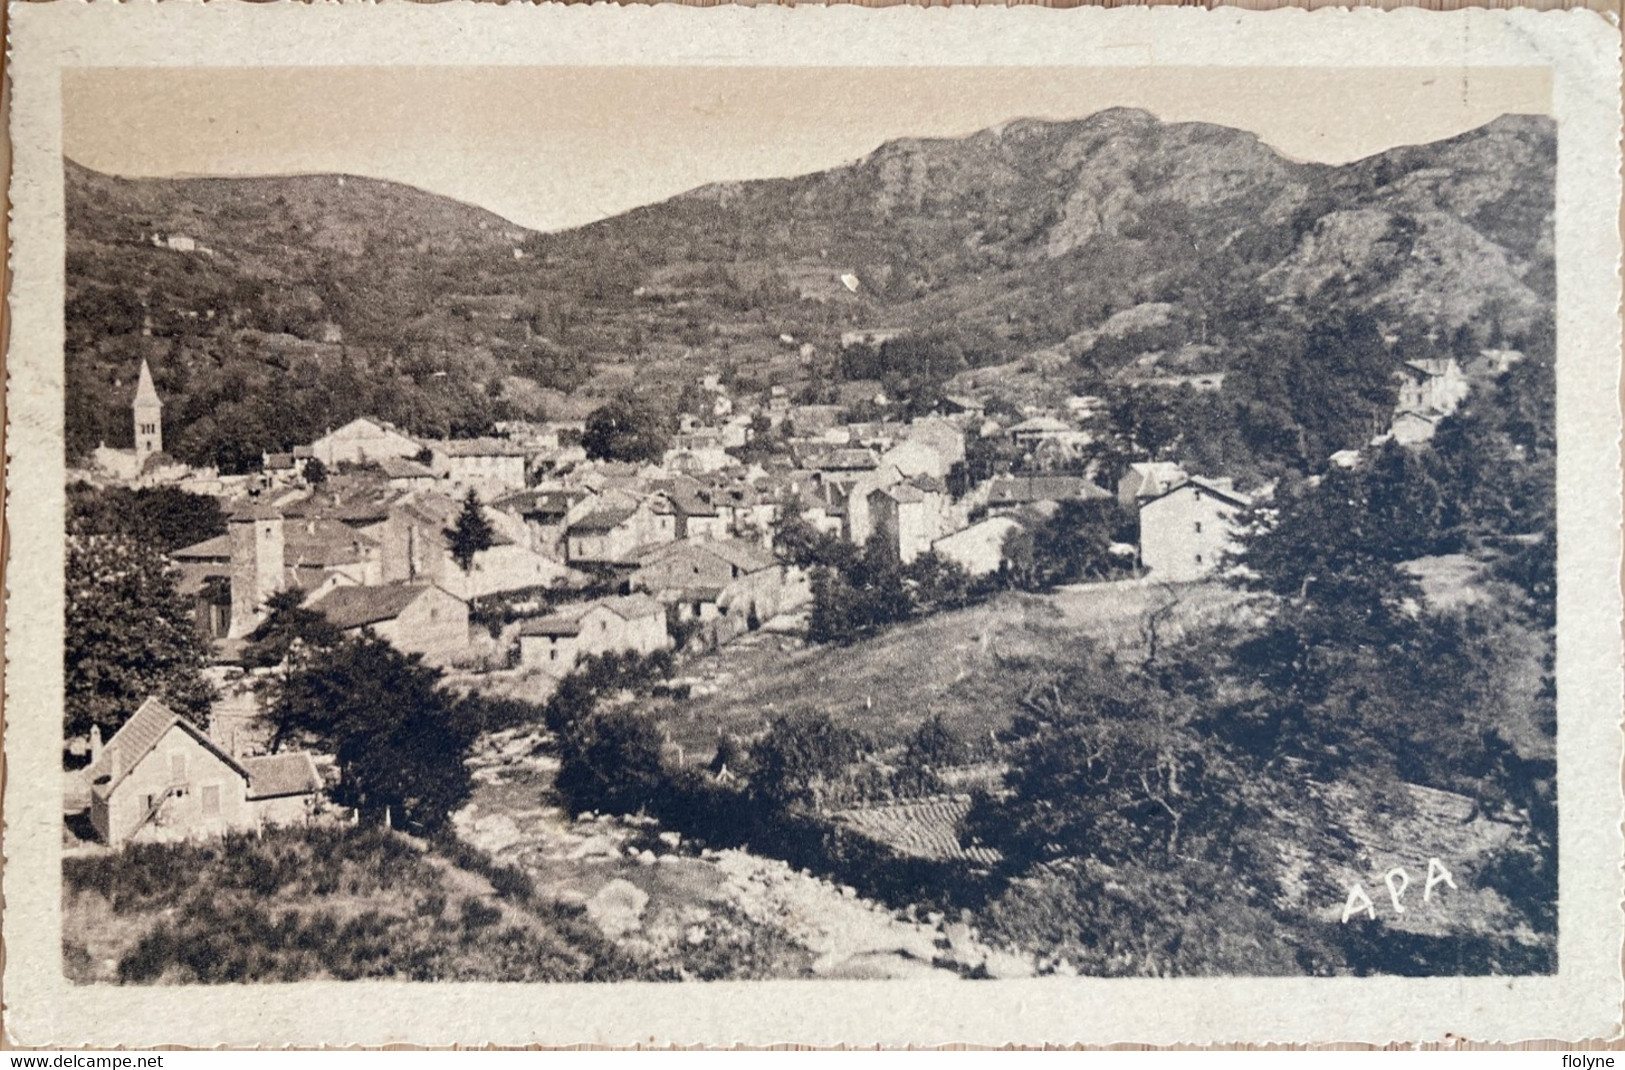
[{"xmin": 64, "ymin": 109, "xmax": 1553, "ymax": 468}]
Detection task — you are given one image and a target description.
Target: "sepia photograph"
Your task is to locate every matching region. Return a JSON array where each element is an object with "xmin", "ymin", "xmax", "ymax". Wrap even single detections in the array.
[{"xmin": 5, "ymin": 2, "xmax": 1621, "ymax": 1048}]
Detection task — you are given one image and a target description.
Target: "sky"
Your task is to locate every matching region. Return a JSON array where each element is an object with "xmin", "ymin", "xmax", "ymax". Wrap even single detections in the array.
[{"xmin": 62, "ymin": 66, "xmax": 1550, "ymax": 233}]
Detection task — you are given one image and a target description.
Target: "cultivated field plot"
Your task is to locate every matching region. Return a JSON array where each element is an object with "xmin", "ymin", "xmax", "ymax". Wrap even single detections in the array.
[{"xmin": 833, "ymin": 795, "xmax": 1001, "ymax": 865}]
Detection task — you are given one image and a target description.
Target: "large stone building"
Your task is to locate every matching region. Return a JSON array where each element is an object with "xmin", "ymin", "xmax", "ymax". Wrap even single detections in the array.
[
  {"xmin": 310, "ymin": 418, "xmax": 424, "ymax": 467},
  {"xmin": 307, "ymin": 582, "xmax": 470, "ymax": 663}
]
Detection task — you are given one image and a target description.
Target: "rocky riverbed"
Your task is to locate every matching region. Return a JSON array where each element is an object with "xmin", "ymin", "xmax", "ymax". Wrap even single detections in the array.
[{"xmin": 453, "ymin": 726, "xmax": 1033, "ymax": 981}]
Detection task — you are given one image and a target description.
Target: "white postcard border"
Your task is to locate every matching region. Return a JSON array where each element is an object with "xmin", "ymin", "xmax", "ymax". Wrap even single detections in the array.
[{"xmin": 5, "ymin": 1, "xmax": 1621, "ymax": 1047}]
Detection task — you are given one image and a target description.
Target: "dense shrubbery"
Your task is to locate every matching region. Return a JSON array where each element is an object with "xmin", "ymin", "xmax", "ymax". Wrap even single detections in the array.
[{"xmin": 64, "ymin": 825, "xmax": 646, "ymax": 984}]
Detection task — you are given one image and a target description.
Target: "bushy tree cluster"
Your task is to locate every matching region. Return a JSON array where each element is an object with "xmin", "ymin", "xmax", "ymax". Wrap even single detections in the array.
[
  {"xmin": 68, "ymin": 483, "xmax": 227, "ymax": 553},
  {"xmin": 65, "ymin": 533, "xmax": 216, "ymax": 740},
  {"xmin": 582, "ymin": 395, "xmax": 673, "ymax": 464},
  {"xmin": 246, "ymin": 597, "xmax": 479, "ymax": 832}
]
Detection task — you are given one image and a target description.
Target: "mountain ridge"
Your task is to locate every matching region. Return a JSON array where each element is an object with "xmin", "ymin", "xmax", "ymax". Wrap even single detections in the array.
[{"xmin": 64, "ymin": 109, "xmax": 1554, "ymax": 472}]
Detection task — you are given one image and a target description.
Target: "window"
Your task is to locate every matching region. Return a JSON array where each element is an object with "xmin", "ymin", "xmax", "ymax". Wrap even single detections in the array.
[
  {"xmin": 202, "ymin": 785, "xmax": 220, "ymax": 817},
  {"xmin": 550, "ymin": 649, "xmax": 558, "ymax": 662},
  {"xmin": 601, "ymin": 621, "xmax": 608, "ymax": 632},
  {"xmin": 1194, "ymin": 521, "xmax": 1203, "ymax": 534},
  {"xmin": 1195, "ymin": 554, "xmax": 1204, "ymax": 565},
  {"xmin": 170, "ymin": 753, "xmax": 187, "ymax": 784}
]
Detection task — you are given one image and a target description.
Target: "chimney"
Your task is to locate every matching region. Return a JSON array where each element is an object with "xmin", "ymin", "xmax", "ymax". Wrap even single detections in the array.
[{"xmin": 89, "ymin": 724, "xmax": 103, "ymax": 765}]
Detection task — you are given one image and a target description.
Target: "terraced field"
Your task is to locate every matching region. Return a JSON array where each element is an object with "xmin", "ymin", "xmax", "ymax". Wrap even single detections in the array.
[{"xmin": 833, "ymin": 795, "xmax": 1002, "ymax": 866}]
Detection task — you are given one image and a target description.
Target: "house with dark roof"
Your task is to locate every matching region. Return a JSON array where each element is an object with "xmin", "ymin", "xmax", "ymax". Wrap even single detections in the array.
[
  {"xmin": 491, "ymin": 487, "xmax": 597, "ymax": 556},
  {"xmin": 307, "ymin": 582, "xmax": 469, "ymax": 662},
  {"xmin": 988, "ymin": 474, "xmax": 1113, "ymax": 514},
  {"xmin": 423, "ymin": 437, "xmax": 529, "ymax": 496},
  {"xmin": 517, "ymin": 593, "xmax": 670, "ymax": 672},
  {"xmin": 628, "ymin": 539, "xmax": 800, "ymax": 635},
  {"xmin": 86, "ymin": 697, "xmax": 322, "ymax": 846},
  {"xmin": 565, "ymin": 493, "xmax": 676, "ymax": 565},
  {"xmin": 377, "ymin": 456, "xmax": 439, "ymax": 491}
]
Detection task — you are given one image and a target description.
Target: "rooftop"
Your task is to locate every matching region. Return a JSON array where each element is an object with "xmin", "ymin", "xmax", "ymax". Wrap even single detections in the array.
[{"xmin": 309, "ymin": 583, "xmax": 455, "ymax": 630}]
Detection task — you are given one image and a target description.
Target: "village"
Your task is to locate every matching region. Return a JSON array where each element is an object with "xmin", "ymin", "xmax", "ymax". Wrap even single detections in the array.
[{"xmin": 65, "ymin": 338, "xmax": 1491, "ymax": 853}]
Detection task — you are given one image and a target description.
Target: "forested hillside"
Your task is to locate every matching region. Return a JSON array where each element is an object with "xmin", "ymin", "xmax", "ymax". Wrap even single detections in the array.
[{"xmin": 65, "ymin": 110, "xmax": 1553, "ymax": 472}]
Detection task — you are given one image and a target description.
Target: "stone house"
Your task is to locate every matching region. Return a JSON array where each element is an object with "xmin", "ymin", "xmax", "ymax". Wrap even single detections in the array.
[
  {"xmin": 629, "ymin": 539, "xmax": 803, "ymax": 630},
  {"xmin": 565, "ymin": 494, "xmax": 676, "ymax": 565},
  {"xmin": 307, "ymin": 582, "xmax": 469, "ymax": 663},
  {"xmin": 310, "ymin": 418, "xmax": 424, "ymax": 467},
  {"xmin": 491, "ymin": 488, "xmax": 598, "ymax": 557},
  {"xmin": 517, "ymin": 593, "xmax": 670, "ymax": 673},
  {"xmin": 869, "ymin": 480, "xmax": 949, "ymax": 565},
  {"xmin": 932, "ymin": 516, "xmax": 1023, "ymax": 577},
  {"xmin": 424, "ymin": 438, "xmax": 529, "ymax": 497}
]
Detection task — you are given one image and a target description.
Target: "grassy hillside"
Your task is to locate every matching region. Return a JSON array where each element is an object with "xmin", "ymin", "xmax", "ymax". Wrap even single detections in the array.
[{"xmin": 653, "ymin": 580, "xmax": 1250, "ymax": 763}]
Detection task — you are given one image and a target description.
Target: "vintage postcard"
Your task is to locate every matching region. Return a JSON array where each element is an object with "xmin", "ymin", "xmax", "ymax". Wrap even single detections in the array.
[{"xmin": 4, "ymin": 1, "xmax": 1622, "ymax": 1048}]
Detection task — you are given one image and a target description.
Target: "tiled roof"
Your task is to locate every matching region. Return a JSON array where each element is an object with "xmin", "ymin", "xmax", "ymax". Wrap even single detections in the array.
[
  {"xmin": 172, "ymin": 533, "xmax": 232, "ymax": 561},
  {"xmin": 285, "ymin": 518, "xmax": 379, "ymax": 568},
  {"xmin": 569, "ymin": 503, "xmax": 639, "ymax": 534},
  {"xmin": 378, "ymin": 458, "xmax": 436, "ymax": 479},
  {"xmin": 988, "ymin": 475, "xmax": 1110, "ymax": 506},
  {"xmin": 910, "ymin": 474, "xmax": 948, "ymax": 495},
  {"xmin": 703, "ymin": 539, "xmax": 774, "ymax": 574},
  {"xmin": 243, "ymin": 752, "xmax": 323, "ymax": 799},
  {"xmin": 519, "ymin": 614, "xmax": 583, "ymax": 638},
  {"xmin": 601, "ymin": 593, "xmax": 666, "ymax": 621},
  {"xmin": 878, "ymin": 483, "xmax": 926, "ymax": 504},
  {"xmin": 493, "ymin": 489, "xmax": 588, "ymax": 518}
]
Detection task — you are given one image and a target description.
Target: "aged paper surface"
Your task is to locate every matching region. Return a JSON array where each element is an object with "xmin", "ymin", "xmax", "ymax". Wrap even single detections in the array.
[{"xmin": 6, "ymin": 1, "xmax": 1622, "ymax": 1047}]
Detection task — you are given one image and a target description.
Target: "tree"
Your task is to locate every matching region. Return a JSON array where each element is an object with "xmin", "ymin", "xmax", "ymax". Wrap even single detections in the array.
[
  {"xmin": 967, "ymin": 660, "xmax": 1234, "ymax": 867},
  {"xmin": 241, "ymin": 589, "xmax": 343, "ymax": 671},
  {"xmin": 447, "ymin": 489, "xmax": 495, "ymax": 574},
  {"xmin": 555, "ymin": 707, "xmax": 669, "ymax": 816},
  {"xmin": 582, "ymin": 396, "xmax": 671, "ymax": 463},
  {"xmin": 748, "ymin": 711, "xmax": 866, "ymax": 811},
  {"xmin": 65, "ymin": 534, "xmax": 216, "ymax": 740},
  {"xmin": 265, "ymin": 632, "xmax": 475, "ymax": 832},
  {"xmin": 302, "ymin": 457, "xmax": 329, "ymax": 486},
  {"xmin": 1001, "ymin": 501, "xmax": 1125, "ymax": 591}
]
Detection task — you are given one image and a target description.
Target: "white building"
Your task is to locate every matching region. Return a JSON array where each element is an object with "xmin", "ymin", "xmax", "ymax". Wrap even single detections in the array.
[{"xmin": 1137, "ymin": 478, "xmax": 1250, "ymax": 582}]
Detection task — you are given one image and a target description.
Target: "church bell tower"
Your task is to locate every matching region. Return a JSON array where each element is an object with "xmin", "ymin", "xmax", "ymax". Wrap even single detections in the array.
[{"xmin": 132, "ymin": 358, "xmax": 163, "ymax": 461}]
